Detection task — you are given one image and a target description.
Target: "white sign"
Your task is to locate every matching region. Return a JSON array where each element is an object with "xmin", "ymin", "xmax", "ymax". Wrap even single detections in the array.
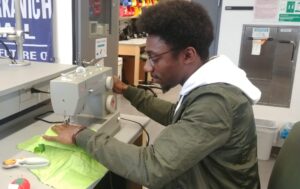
[
  {"xmin": 251, "ymin": 28, "xmax": 270, "ymax": 55},
  {"xmin": 95, "ymin": 38, "xmax": 107, "ymax": 59},
  {"xmin": 252, "ymin": 27, "xmax": 270, "ymax": 39}
]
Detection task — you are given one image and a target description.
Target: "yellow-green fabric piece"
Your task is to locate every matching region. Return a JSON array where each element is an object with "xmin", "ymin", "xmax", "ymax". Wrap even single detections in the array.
[{"xmin": 17, "ymin": 128, "xmax": 108, "ymax": 189}]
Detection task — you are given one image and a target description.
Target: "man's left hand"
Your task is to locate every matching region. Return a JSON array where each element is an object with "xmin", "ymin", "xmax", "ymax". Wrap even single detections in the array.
[{"xmin": 43, "ymin": 124, "xmax": 85, "ymax": 145}]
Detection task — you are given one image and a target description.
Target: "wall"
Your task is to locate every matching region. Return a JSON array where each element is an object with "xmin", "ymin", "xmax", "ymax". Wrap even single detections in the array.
[
  {"xmin": 192, "ymin": 0, "xmax": 222, "ymax": 56},
  {"xmin": 53, "ymin": 0, "xmax": 119, "ymax": 76},
  {"xmin": 53, "ymin": 0, "xmax": 73, "ymax": 65},
  {"xmin": 218, "ymin": 0, "xmax": 300, "ymax": 127}
]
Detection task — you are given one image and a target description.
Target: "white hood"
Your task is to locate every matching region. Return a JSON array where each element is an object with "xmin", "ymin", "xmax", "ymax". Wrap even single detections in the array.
[{"xmin": 175, "ymin": 55, "xmax": 261, "ymax": 113}]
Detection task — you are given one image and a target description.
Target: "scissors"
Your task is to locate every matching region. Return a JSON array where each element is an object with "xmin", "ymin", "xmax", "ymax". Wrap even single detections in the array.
[{"xmin": 2, "ymin": 157, "xmax": 49, "ymax": 169}]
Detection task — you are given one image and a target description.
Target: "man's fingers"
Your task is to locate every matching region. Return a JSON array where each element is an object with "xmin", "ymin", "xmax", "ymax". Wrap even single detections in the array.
[
  {"xmin": 43, "ymin": 124, "xmax": 82, "ymax": 145},
  {"xmin": 42, "ymin": 135, "xmax": 58, "ymax": 142},
  {"xmin": 51, "ymin": 124, "xmax": 67, "ymax": 133}
]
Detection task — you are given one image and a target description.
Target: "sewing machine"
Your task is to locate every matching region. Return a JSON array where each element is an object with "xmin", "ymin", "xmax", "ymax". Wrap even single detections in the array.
[{"xmin": 50, "ymin": 65, "xmax": 121, "ymax": 135}]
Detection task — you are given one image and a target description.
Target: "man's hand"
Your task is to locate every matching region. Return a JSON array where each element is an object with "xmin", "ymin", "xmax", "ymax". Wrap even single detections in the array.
[
  {"xmin": 113, "ymin": 75, "xmax": 128, "ymax": 94},
  {"xmin": 43, "ymin": 124, "xmax": 86, "ymax": 145}
]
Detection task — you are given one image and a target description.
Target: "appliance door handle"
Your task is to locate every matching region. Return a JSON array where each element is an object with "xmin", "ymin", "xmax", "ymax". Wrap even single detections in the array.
[
  {"xmin": 279, "ymin": 40, "xmax": 296, "ymax": 62},
  {"xmin": 247, "ymin": 37, "xmax": 274, "ymax": 41}
]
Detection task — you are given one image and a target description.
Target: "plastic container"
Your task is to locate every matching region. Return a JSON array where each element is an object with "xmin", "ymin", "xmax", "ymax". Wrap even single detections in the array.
[
  {"xmin": 279, "ymin": 122, "xmax": 294, "ymax": 139},
  {"xmin": 255, "ymin": 119, "xmax": 277, "ymax": 160}
]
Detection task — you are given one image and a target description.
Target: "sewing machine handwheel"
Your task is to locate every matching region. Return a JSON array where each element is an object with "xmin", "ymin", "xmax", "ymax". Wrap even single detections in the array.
[
  {"xmin": 106, "ymin": 95, "xmax": 117, "ymax": 113},
  {"xmin": 106, "ymin": 76, "xmax": 113, "ymax": 90}
]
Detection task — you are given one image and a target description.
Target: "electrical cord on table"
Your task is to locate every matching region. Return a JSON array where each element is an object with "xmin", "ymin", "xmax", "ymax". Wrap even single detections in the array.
[
  {"xmin": 35, "ymin": 113, "xmax": 151, "ymax": 145},
  {"xmin": 35, "ymin": 109, "xmax": 151, "ymax": 146},
  {"xmin": 0, "ymin": 39, "xmax": 17, "ymax": 64},
  {"xmin": 31, "ymin": 88, "xmax": 50, "ymax": 94},
  {"xmin": 30, "ymin": 89, "xmax": 57, "ymax": 123},
  {"xmin": 120, "ymin": 117, "xmax": 150, "ymax": 146},
  {"xmin": 34, "ymin": 110, "xmax": 64, "ymax": 124},
  {"xmin": 30, "ymin": 88, "xmax": 56, "ymax": 123}
]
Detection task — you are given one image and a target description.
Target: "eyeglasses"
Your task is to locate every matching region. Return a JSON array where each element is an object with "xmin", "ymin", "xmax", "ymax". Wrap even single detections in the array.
[{"xmin": 146, "ymin": 49, "xmax": 177, "ymax": 67}]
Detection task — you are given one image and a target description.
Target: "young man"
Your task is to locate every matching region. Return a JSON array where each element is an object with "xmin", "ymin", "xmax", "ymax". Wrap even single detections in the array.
[{"xmin": 44, "ymin": 1, "xmax": 261, "ymax": 188}]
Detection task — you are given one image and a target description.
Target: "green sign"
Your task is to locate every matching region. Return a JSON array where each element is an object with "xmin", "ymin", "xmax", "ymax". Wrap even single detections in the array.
[
  {"xmin": 279, "ymin": 14, "xmax": 300, "ymax": 22},
  {"xmin": 279, "ymin": 1, "xmax": 300, "ymax": 22},
  {"xmin": 286, "ymin": 1, "xmax": 296, "ymax": 13}
]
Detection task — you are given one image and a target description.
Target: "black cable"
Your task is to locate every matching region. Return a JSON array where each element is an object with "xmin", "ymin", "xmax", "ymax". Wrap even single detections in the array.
[
  {"xmin": 35, "ymin": 111, "xmax": 151, "ymax": 146},
  {"xmin": 120, "ymin": 117, "xmax": 150, "ymax": 146},
  {"xmin": 137, "ymin": 83, "xmax": 162, "ymax": 98},
  {"xmin": 34, "ymin": 110, "xmax": 64, "ymax": 124},
  {"xmin": 31, "ymin": 88, "xmax": 50, "ymax": 94},
  {"xmin": 0, "ymin": 38, "xmax": 17, "ymax": 64},
  {"xmin": 137, "ymin": 85, "xmax": 158, "ymax": 97},
  {"xmin": 138, "ymin": 84, "xmax": 162, "ymax": 90}
]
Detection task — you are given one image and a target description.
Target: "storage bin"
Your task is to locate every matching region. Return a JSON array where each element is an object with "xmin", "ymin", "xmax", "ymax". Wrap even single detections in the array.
[{"xmin": 255, "ymin": 119, "xmax": 277, "ymax": 160}]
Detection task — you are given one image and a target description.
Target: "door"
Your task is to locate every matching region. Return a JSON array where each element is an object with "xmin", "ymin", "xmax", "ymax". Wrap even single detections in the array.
[{"xmin": 192, "ymin": 0, "xmax": 222, "ymax": 57}]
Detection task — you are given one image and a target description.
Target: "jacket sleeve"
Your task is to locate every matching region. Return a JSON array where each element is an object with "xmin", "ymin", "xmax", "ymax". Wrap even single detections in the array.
[
  {"xmin": 123, "ymin": 86, "xmax": 176, "ymax": 126},
  {"xmin": 76, "ymin": 93, "xmax": 232, "ymax": 188}
]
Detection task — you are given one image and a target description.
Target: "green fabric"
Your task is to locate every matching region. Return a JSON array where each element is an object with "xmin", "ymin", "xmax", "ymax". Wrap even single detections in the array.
[{"xmin": 17, "ymin": 128, "xmax": 108, "ymax": 189}]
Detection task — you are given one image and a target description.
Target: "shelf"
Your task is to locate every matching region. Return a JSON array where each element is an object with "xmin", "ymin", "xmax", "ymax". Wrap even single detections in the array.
[{"xmin": 119, "ymin": 16, "xmax": 139, "ymax": 21}]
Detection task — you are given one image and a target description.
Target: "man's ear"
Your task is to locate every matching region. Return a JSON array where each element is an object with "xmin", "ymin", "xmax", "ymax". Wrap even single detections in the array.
[{"xmin": 182, "ymin": 47, "xmax": 197, "ymax": 65}]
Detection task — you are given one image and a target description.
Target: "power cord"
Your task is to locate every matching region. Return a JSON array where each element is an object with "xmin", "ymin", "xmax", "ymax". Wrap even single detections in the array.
[
  {"xmin": 120, "ymin": 117, "xmax": 150, "ymax": 146},
  {"xmin": 30, "ymin": 89, "xmax": 55, "ymax": 123},
  {"xmin": 34, "ymin": 110, "xmax": 63, "ymax": 124},
  {"xmin": 31, "ymin": 88, "xmax": 50, "ymax": 94},
  {"xmin": 137, "ymin": 84, "xmax": 162, "ymax": 97},
  {"xmin": 0, "ymin": 39, "xmax": 17, "ymax": 64},
  {"xmin": 35, "ymin": 110, "xmax": 151, "ymax": 146}
]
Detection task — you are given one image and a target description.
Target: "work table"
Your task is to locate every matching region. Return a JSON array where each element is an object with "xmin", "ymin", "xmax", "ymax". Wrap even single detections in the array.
[
  {"xmin": 0, "ymin": 60, "xmax": 75, "ymax": 122},
  {"xmin": 0, "ymin": 60, "xmax": 75, "ymax": 96},
  {"xmin": 0, "ymin": 60, "xmax": 149, "ymax": 188},
  {"xmin": 0, "ymin": 113, "xmax": 149, "ymax": 188}
]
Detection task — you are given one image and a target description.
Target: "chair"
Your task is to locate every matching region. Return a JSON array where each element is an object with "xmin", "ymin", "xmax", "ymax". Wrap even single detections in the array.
[{"xmin": 267, "ymin": 122, "xmax": 300, "ymax": 189}]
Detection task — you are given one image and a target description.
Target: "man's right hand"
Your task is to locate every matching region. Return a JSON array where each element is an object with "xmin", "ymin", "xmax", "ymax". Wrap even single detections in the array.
[{"xmin": 113, "ymin": 75, "xmax": 128, "ymax": 94}]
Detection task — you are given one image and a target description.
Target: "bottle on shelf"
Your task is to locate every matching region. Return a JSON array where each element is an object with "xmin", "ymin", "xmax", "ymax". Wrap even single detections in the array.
[{"xmin": 119, "ymin": 0, "xmax": 159, "ymax": 18}]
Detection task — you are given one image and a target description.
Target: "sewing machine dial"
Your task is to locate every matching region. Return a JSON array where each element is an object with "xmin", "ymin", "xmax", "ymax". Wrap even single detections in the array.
[
  {"xmin": 106, "ymin": 95, "xmax": 117, "ymax": 113},
  {"xmin": 105, "ymin": 76, "xmax": 113, "ymax": 90}
]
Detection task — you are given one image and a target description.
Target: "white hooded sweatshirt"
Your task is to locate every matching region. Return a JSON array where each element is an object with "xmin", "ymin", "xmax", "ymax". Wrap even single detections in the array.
[{"xmin": 174, "ymin": 55, "xmax": 261, "ymax": 113}]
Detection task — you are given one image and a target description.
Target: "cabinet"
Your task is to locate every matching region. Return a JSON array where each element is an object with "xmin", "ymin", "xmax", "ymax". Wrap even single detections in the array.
[
  {"xmin": 118, "ymin": 1, "xmax": 159, "ymax": 85},
  {"xmin": 118, "ymin": 38, "xmax": 146, "ymax": 86}
]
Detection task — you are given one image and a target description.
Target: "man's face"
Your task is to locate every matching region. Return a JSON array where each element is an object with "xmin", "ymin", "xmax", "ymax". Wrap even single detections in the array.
[{"xmin": 144, "ymin": 35, "xmax": 183, "ymax": 93}]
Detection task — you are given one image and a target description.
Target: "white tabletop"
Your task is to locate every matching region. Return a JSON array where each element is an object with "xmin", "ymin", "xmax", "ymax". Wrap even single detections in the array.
[
  {"xmin": 119, "ymin": 38, "xmax": 146, "ymax": 46},
  {"xmin": 0, "ymin": 113, "xmax": 149, "ymax": 188},
  {"xmin": 0, "ymin": 60, "xmax": 75, "ymax": 96}
]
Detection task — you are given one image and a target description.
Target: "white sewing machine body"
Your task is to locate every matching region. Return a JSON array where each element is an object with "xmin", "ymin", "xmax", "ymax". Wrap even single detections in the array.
[{"xmin": 50, "ymin": 65, "xmax": 120, "ymax": 135}]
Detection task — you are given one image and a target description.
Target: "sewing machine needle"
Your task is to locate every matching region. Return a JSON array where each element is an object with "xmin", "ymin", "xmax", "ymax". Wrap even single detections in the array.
[{"xmin": 64, "ymin": 117, "xmax": 70, "ymax": 126}]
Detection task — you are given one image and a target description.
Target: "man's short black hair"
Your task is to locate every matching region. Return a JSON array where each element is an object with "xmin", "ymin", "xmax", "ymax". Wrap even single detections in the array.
[{"xmin": 137, "ymin": 0, "xmax": 214, "ymax": 62}]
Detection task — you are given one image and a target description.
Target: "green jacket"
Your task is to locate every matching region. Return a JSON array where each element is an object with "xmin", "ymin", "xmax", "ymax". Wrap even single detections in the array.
[{"xmin": 76, "ymin": 83, "xmax": 260, "ymax": 189}]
